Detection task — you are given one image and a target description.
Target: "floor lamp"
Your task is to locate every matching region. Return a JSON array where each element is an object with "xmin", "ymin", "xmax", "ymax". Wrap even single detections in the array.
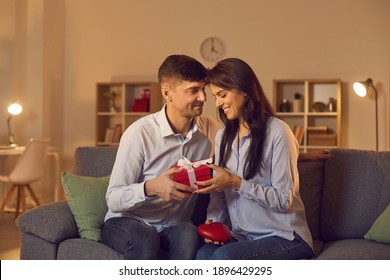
[
  {"xmin": 353, "ymin": 78, "xmax": 378, "ymax": 151},
  {"xmin": 7, "ymin": 102, "xmax": 23, "ymax": 147}
]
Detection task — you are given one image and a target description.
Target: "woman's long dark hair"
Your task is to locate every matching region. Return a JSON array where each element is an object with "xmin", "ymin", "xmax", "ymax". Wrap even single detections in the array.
[{"xmin": 208, "ymin": 58, "xmax": 275, "ymax": 179}]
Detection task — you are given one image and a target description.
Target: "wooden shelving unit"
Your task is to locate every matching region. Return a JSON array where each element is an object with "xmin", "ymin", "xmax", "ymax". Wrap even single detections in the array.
[
  {"xmin": 273, "ymin": 79, "xmax": 342, "ymax": 152},
  {"xmin": 96, "ymin": 82, "xmax": 162, "ymax": 146}
]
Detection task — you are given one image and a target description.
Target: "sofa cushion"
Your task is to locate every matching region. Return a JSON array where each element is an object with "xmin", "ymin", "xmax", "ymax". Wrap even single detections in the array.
[
  {"xmin": 321, "ymin": 149, "xmax": 390, "ymax": 241},
  {"xmin": 364, "ymin": 203, "xmax": 390, "ymax": 243},
  {"xmin": 62, "ymin": 172, "xmax": 110, "ymax": 242},
  {"xmin": 316, "ymin": 239, "xmax": 390, "ymax": 260},
  {"xmin": 298, "ymin": 160, "xmax": 325, "ymax": 241},
  {"xmin": 317, "ymin": 239, "xmax": 390, "ymax": 260},
  {"xmin": 58, "ymin": 238, "xmax": 123, "ymax": 260}
]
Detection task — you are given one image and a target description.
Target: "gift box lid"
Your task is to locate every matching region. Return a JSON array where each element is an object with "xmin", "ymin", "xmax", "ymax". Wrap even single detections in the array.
[{"xmin": 171, "ymin": 164, "xmax": 211, "ymax": 187}]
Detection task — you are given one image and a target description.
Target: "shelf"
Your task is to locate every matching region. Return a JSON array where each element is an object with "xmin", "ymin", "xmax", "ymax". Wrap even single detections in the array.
[
  {"xmin": 96, "ymin": 81, "xmax": 162, "ymax": 146},
  {"xmin": 277, "ymin": 112, "xmax": 305, "ymax": 117},
  {"xmin": 273, "ymin": 79, "xmax": 341, "ymax": 152},
  {"xmin": 97, "ymin": 112, "xmax": 122, "ymax": 116},
  {"xmin": 123, "ymin": 112, "xmax": 150, "ymax": 116},
  {"xmin": 96, "ymin": 142, "xmax": 120, "ymax": 146}
]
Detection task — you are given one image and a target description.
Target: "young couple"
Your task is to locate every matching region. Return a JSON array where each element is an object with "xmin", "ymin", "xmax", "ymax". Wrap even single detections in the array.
[{"xmin": 102, "ymin": 54, "xmax": 324, "ymax": 260}]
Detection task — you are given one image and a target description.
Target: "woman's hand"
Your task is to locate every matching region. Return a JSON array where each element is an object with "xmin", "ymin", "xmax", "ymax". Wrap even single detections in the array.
[
  {"xmin": 202, "ymin": 219, "xmax": 225, "ymax": 246},
  {"xmin": 195, "ymin": 164, "xmax": 242, "ymax": 194}
]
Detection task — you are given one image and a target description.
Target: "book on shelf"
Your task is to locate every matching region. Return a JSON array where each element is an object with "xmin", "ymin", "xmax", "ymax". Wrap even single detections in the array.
[
  {"xmin": 104, "ymin": 125, "xmax": 122, "ymax": 143},
  {"xmin": 104, "ymin": 128, "xmax": 115, "ymax": 143},
  {"xmin": 307, "ymin": 126, "xmax": 328, "ymax": 134},
  {"xmin": 112, "ymin": 125, "xmax": 122, "ymax": 143},
  {"xmin": 292, "ymin": 125, "xmax": 304, "ymax": 145}
]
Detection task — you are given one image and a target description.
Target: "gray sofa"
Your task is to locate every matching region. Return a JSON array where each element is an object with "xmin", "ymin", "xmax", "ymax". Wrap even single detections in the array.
[{"xmin": 16, "ymin": 147, "xmax": 390, "ymax": 259}]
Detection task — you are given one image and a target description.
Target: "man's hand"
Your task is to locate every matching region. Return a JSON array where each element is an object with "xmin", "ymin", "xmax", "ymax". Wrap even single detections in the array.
[
  {"xmin": 145, "ymin": 167, "xmax": 194, "ymax": 201},
  {"xmin": 195, "ymin": 164, "xmax": 242, "ymax": 194}
]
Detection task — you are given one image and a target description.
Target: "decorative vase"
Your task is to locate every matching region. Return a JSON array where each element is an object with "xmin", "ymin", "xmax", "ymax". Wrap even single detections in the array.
[
  {"xmin": 292, "ymin": 99, "xmax": 303, "ymax": 112},
  {"xmin": 292, "ymin": 92, "xmax": 303, "ymax": 112},
  {"xmin": 327, "ymin": 98, "xmax": 336, "ymax": 112},
  {"xmin": 110, "ymin": 99, "xmax": 118, "ymax": 112},
  {"xmin": 279, "ymin": 99, "xmax": 290, "ymax": 112}
]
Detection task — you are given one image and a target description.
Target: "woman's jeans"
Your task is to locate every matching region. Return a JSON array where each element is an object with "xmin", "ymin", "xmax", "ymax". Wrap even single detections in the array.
[
  {"xmin": 102, "ymin": 217, "xmax": 199, "ymax": 260},
  {"xmin": 196, "ymin": 233, "xmax": 313, "ymax": 260}
]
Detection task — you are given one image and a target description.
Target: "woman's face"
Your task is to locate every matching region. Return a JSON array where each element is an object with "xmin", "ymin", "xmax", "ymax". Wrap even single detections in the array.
[{"xmin": 209, "ymin": 83, "xmax": 246, "ymax": 121}]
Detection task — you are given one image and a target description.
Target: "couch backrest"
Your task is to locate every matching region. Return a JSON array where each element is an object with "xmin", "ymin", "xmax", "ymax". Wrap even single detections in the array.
[
  {"xmin": 72, "ymin": 147, "xmax": 390, "ymax": 242},
  {"xmin": 321, "ymin": 148, "xmax": 390, "ymax": 241},
  {"xmin": 73, "ymin": 146, "xmax": 118, "ymax": 177}
]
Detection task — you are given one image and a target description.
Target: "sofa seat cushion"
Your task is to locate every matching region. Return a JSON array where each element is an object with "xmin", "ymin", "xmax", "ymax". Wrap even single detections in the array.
[
  {"xmin": 316, "ymin": 239, "xmax": 390, "ymax": 259},
  {"xmin": 57, "ymin": 238, "xmax": 123, "ymax": 260}
]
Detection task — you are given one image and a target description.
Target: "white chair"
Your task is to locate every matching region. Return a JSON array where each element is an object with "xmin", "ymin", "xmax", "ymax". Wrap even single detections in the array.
[{"xmin": 0, "ymin": 139, "xmax": 50, "ymax": 218}]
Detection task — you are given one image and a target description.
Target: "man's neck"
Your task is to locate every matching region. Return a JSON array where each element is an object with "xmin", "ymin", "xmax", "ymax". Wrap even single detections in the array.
[{"xmin": 165, "ymin": 107, "xmax": 195, "ymax": 138}]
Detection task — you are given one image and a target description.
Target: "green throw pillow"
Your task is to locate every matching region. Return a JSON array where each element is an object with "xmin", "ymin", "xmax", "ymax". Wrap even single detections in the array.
[
  {"xmin": 364, "ymin": 203, "xmax": 390, "ymax": 244},
  {"xmin": 61, "ymin": 172, "xmax": 110, "ymax": 242}
]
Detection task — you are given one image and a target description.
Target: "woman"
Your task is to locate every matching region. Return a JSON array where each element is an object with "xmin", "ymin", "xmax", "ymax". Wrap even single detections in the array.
[{"xmin": 195, "ymin": 58, "xmax": 313, "ymax": 260}]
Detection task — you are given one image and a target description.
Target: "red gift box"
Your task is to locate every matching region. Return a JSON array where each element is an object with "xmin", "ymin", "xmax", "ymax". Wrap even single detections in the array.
[{"xmin": 171, "ymin": 164, "xmax": 211, "ymax": 190}]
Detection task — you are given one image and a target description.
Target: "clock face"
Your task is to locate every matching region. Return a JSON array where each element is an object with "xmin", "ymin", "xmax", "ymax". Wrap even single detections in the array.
[{"xmin": 200, "ymin": 37, "xmax": 225, "ymax": 62}]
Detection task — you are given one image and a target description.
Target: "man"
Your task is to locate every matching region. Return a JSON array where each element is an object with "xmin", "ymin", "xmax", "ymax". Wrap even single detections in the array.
[{"xmin": 102, "ymin": 55, "xmax": 220, "ymax": 259}]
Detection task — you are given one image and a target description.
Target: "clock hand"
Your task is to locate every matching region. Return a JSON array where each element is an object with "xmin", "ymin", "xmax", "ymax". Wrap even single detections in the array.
[{"xmin": 211, "ymin": 38, "xmax": 216, "ymax": 52}]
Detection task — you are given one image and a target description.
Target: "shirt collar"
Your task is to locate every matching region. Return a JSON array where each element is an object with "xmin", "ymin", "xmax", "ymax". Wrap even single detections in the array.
[{"xmin": 157, "ymin": 105, "xmax": 199, "ymax": 138}]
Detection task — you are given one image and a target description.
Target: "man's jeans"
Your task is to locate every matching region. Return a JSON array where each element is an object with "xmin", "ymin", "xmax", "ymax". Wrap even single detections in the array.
[
  {"xmin": 102, "ymin": 217, "xmax": 199, "ymax": 260},
  {"xmin": 196, "ymin": 233, "xmax": 313, "ymax": 260}
]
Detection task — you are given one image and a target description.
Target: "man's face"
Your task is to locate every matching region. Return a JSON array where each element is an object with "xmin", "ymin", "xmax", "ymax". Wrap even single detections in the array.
[{"xmin": 163, "ymin": 80, "xmax": 207, "ymax": 118}]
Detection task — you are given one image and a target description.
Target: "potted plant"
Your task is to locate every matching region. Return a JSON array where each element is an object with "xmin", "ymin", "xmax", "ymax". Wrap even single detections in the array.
[{"xmin": 104, "ymin": 91, "xmax": 120, "ymax": 112}]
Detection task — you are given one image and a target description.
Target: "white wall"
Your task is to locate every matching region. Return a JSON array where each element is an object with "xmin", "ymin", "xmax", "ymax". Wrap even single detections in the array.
[
  {"xmin": 1, "ymin": 0, "xmax": 390, "ymax": 177},
  {"xmin": 63, "ymin": 0, "xmax": 390, "ymax": 156}
]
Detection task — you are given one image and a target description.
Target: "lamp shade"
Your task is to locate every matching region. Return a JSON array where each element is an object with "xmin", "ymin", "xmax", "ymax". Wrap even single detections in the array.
[
  {"xmin": 353, "ymin": 82, "xmax": 367, "ymax": 97},
  {"xmin": 7, "ymin": 103, "xmax": 23, "ymax": 116},
  {"xmin": 353, "ymin": 78, "xmax": 374, "ymax": 97},
  {"xmin": 6, "ymin": 102, "xmax": 23, "ymax": 147}
]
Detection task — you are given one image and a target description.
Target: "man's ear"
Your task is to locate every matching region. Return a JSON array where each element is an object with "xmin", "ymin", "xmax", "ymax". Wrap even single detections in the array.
[{"xmin": 161, "ymin": 83, "xmax": 172, "ymax": 102}]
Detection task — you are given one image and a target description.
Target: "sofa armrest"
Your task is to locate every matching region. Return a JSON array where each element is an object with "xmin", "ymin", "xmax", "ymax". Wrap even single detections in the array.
[{"xmin": 16, "ymin": 201, "xmax": 79, "ymax": 244}]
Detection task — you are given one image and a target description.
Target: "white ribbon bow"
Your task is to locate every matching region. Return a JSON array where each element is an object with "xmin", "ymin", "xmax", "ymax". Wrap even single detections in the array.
[{"xmin": 177, "ymin": 156, "xmax": 212, "ymax": 189}]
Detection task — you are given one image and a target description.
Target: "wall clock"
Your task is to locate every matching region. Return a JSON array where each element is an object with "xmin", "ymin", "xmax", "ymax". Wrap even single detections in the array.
[{"xmin": 200, "ymin": 36, "xmax": 226, "ymax": 62}]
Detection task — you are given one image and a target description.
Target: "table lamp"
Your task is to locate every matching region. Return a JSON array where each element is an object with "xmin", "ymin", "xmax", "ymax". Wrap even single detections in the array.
[
  {"xmin": 7, "ymin": 102, "xmax": 23, "ymax": 147},
  {"xmin": 353, "ymin": 78, "xmax": 378, "ymax": 150}
]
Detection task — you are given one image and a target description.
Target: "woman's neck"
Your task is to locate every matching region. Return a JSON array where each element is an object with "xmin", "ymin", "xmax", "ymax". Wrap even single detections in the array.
[{"xmin": 238, "ymin": 120, "xmax": 249, "ymax": 144}]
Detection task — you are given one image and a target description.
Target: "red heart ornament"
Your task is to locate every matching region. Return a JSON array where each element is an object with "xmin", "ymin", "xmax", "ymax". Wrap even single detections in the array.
[{"xmin": 197, "ymin": 222, "xmax": 231, "ymax": 242}]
